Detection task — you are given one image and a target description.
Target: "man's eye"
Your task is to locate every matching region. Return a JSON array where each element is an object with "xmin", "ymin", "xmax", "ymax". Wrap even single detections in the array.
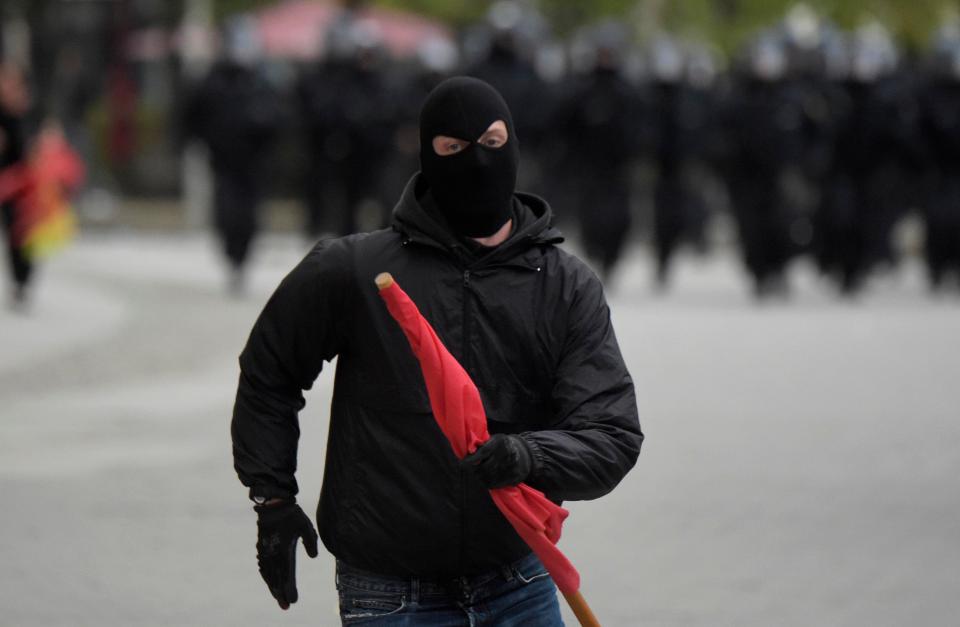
[
  {"xmin": 484, "ymin": 138, "xmax": 503, "ymax": 147},
  {"xmin": 432, "ymin": 136, "xmax": 470, "ymax": 156}
]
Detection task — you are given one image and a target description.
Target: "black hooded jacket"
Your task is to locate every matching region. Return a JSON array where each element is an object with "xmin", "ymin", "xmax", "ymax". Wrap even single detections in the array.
[{"xmin": 232, "ymin": 175, "xmax": 643, "ymax": 577}]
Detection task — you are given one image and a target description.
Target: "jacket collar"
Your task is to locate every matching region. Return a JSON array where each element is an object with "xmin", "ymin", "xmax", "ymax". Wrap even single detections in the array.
[{"xmin": 391, "ymin": 173, "xmax": 564, "ymax": 266}]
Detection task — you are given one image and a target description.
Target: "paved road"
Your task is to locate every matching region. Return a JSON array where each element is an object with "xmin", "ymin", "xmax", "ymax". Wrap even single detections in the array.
[{"xmin": 1, "ymin": 232, "xmax": 959, "ymax": 626}]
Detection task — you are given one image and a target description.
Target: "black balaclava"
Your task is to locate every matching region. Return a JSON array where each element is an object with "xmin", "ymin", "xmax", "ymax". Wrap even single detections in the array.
[{"xmin": 419, "ymin": 76, "xmax": 520, "ymax": 238}]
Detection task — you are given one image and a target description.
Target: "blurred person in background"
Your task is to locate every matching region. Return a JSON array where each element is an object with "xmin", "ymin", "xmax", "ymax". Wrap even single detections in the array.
[
  {"xmin": 48, "ymin": 42, "xmax": 99, "ymax": 183},
  {"xmin": 183, "ymin": 16, "xmax": 283, "ymax": 295},
  {"xmin": 648, "ymin": 37, "xmax": 716, "ymax": 289},
  {"xmin": 377, "ymin": 36, "xmax": 459, "ymax": 228},
  {"xmin": 530, "ymin": 43, "xmax": 577, "ymax": 228},
  {"xmin": 721, "ymin": 36, "xmax": 805, "ymax": 298},
  {"xmin": 779, "ymin": 6, "xmax": 842, "ymax": 265},
  {"xmin": 467, "ymin": 2, "xmax": 549, "ymax": 195},
  {"xmin": 553, "ymin": 30, "xmax": 643, "ymax": 284},
  {"xmin": 0, "ymin": 61, "xmax": 32, "ymax": 308},
  {"xmin": 816, "ymin": 24, "xmax": 920, "ymax": 295},
  {"xmin": 232, "ymin": 76, "xmax": 642, "ymax": 623},
  {"xmin": 297, "ymin": 18, "xmax": 395, "ymax": 238},
  {"xmin": 919, "ymin": 35, "xmax": 960, "ymax": 292}
]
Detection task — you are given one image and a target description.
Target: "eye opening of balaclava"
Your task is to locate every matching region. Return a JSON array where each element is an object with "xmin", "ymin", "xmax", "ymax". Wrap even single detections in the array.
[{"xmin": 419, "ymin": 76, "xmax": 520, "ymax": 238}]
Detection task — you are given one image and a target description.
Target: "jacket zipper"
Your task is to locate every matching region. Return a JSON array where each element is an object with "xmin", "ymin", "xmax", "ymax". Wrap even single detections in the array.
[{"xmin": 459, "ymin": 268, "xmax": 471, "ymax": 574}]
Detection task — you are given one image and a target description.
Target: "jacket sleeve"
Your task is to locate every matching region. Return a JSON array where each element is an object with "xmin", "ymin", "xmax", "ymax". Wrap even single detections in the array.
[
  {"xmin": 231, "ymin": 241, "xmax": 352, "ymax": 501},
  {"xmin": 520, "ymin": 270, "xmax": 643, "ymax": 501}
]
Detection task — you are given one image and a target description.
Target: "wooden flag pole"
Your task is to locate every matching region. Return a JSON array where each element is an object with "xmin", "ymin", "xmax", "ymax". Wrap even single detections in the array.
[
  {"xmin": 563, "ymin": 590, "xmax": 602, "ymax": 627},
  {"xmin": 377, "ymin": 271, "xmax": 601, "ymax": 626},
  {"xmin": 375, "ymin": 272, "xmax": 395, "ymax": 290}
]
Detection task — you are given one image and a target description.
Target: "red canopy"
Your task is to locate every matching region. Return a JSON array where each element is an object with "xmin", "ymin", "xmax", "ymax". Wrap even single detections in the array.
[{"xmin": 256, "ymin": 0, "xmax": 451, "ymax": 60}]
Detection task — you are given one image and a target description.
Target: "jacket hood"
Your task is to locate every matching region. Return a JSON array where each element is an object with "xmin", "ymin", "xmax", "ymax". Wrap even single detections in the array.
[{"xmin": 391, "ymin": 173, "xmax": 563, "ymax": 264}]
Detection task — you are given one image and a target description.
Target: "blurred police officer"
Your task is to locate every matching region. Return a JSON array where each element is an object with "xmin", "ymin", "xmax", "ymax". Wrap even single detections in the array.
[
  {"xmin": 919, "ymin": 38, "xmax": 960, "ymax": 290},
  {"xmin": 648, "ymin": 38, "xmax": 715, "ymax": 288},
  {"xmin": 721, "ymin": 37, "xmax": 804, "ymax": 297},
  {"xmin": 817, "ymin": 25, "xmax": 919, "ymax": 294},
  {"xmin": 377, "ymin": 37, "xmax": 458, "ymax": 230},
  {"xmin": 297, "ymin": 19, "xmax": 395, "ymax": 238},
  {"xmin": 184, "ymin": 17, "xmax": 283, "ymax": 294},
  {"xmin": 553, "ymin": 34, "xmax": 643, "ymax": 283}
]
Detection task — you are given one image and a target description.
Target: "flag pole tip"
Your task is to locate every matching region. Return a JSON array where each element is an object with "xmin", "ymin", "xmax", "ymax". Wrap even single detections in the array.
[{"xmin": 375, "ymin": 272, "xmax": 394, "ymax": 290}]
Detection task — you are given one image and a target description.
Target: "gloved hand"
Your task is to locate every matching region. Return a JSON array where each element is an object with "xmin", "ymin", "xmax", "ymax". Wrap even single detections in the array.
[
  {"xmin": 462, "ymin": 433, "xmax": 533, "ymax": 489},
  {"xmin": 255, "ymin": 501, "xmax": 319, "ymax": 610}
]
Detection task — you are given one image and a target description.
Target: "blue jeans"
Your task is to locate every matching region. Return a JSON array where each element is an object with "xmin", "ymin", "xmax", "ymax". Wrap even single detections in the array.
[{"xmin": 335, "ymin": 552, "xmax": 565, "ymax": 626}]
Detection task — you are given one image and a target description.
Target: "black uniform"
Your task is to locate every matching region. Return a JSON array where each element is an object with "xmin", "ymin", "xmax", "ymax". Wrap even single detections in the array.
[
  {"xmin": 817, "ymin": 73, "xmax": 922, "ymax": 294},
  {"xmin": 297, "ymin": 56, "xmax": 395, "ymax": 237},
  {"xmin": 467, "ymin": 35, "xmax": 549, "ymax": 192},
  {"xmin": 554, "ymin": 67, "xmax": 642, "ymax": 281},
  {"xmin": 184, "ymin": 60, "xmax": 282, "ymax": 273},
  {"xmin": 721, "ymin": 74, "xmax": 806, "ymax": 296},
  {"xmin": 377, "ymin": 67, "xmax": 448, "ymax": 230},
  {"xmin": 920, "ymin": 74, "xmax": 960, "ymax": 288},
  {"xmin": 231, "ymin": 174, "xmax": 643, "ymax": 576},
  {"xmin": 650, "ymin": 78, "xmax": 713, "ymax": 286}
]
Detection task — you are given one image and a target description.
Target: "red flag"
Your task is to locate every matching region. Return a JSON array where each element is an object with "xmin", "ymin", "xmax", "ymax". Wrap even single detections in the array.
[
  {"xmin": 0, "ymin": 126, "xmax": 85, "ymax": 258},
  {"xmin": 376, "ymin": 273, "xmax": 581, "ymax": 593}
]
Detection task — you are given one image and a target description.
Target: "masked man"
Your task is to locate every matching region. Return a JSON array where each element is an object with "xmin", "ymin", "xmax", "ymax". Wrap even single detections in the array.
[{"xmin": 232, "ymin": 77, "xmax": 643, "ymax": 625}]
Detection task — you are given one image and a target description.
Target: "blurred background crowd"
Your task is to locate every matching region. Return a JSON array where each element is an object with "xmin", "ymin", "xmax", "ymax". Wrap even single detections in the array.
[{"xmin": 4, "ymin": 0, "xmax": 960, "ymax": 303}]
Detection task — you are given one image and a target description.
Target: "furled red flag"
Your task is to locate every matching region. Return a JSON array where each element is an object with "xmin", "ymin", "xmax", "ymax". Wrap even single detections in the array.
[{"xmin": 376, "ymin": 272, "xmax": 601, "ymax": 626}]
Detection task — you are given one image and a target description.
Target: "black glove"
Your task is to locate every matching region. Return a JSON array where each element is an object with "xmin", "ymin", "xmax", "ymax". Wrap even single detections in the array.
[
  {"xmin": 462, "ymin": 433, "xmax": 533, "ymax": 489},
  {"xmin": 255, "ymin": 501, "xmax": 319, "ymax": 610}
]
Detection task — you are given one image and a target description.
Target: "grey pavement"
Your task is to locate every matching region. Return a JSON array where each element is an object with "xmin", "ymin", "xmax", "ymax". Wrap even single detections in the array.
[{"xmin": 1, "ymin": 231, "xmax": 959, "ymax": 627}]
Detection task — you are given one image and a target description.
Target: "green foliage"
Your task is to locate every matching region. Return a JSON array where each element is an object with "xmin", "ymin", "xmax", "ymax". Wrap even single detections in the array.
[
  {"xmin": 213, "ymin": 0, "xmax": 278, "ymax": 21},
  {"xmin": 204, "ymin": 0, "xmax": 957, "ymax": 51},
  {"xmin": 374, "ymin": 0, "xmax": 490, "ymax": 25},
  {"xmin": 681, "ymin": 0, "xmax": 955, "ymax": 51},
  {"xmin": 536, "ymin": 0, "xmax": 637, "ymax": 35}
]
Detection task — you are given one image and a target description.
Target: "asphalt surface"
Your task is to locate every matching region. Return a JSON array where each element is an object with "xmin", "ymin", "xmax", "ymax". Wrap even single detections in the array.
[{"xmin": 2, "ymin": 231, "xmax": 959, "ymax": 626}]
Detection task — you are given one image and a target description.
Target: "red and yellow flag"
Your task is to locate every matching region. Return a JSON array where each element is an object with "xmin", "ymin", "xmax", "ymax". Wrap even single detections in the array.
[{"xmin": 0, "ymin": 126, "xmax": 85, "ymax": 259}]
